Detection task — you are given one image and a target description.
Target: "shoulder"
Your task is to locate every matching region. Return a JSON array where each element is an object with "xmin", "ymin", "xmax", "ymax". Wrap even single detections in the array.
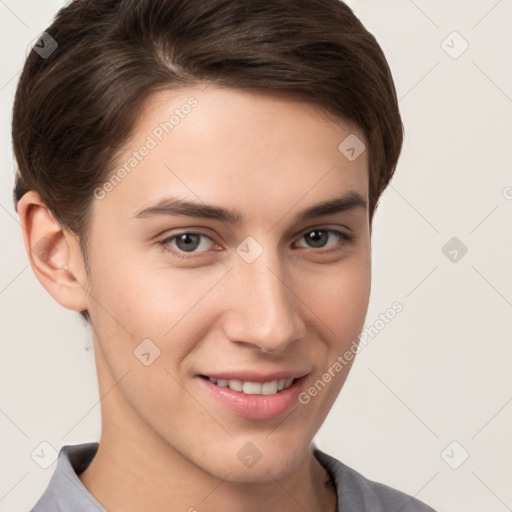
[{"xmin": 314, "ymin": 448, "xmax": 437, "ymax": 512}]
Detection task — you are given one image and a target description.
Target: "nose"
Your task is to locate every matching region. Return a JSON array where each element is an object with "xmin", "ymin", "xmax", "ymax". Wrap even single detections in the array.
[{"xmin": 222, "ymin": 246, "xmax": 306, "ymax": 353}]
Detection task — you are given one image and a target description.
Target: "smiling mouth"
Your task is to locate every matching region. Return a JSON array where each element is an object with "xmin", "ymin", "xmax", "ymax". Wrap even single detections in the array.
[{"xmin": 200, "ymin": 376, "xmax": 295, "ymax": 395}]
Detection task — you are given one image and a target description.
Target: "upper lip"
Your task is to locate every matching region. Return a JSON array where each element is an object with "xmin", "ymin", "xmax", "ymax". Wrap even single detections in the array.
[{"xmin": 199, "ymin": 370, "xmax": 310, "ymax": 382}]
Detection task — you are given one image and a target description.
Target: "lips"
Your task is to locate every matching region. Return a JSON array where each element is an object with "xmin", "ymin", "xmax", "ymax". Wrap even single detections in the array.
[
  {"xmin": 196, "ymin": 370, "xmax": 309, "ymax": 420},
  {"xmin": 200, "ymin": 370, "xmax": 309, "ymax": 382}
]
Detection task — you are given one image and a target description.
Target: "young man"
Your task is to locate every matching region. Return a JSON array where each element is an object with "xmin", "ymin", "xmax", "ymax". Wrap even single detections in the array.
[{"xmin": 13, "ymin": 0, "xmax": 436, "ymax": 511}]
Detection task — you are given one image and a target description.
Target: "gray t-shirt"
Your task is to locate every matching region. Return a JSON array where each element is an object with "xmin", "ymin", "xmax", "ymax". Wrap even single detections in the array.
[{"xmin": 29, "ymin": 442, "xmax": 436, "ymax": 511}]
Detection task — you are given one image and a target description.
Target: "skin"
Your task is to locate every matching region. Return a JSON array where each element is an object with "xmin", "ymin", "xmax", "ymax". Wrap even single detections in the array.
[{"xmin": 18, "ymin": 85, "xmax": 371, "ymax": 512}]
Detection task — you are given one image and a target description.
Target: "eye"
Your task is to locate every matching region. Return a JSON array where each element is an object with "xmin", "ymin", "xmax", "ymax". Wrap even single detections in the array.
[
  {"xmin": 159, "ymin": 227, "xmax": 354, "ymax": 259},
  {"xmin": 159, "ymin": 232, "xmax": 216, "ymax": 258},
  {"xmin": 294, "ymin": 228, "xmax": 353, "ymax": 251}
]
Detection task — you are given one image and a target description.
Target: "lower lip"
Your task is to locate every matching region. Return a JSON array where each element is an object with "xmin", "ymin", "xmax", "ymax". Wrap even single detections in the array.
[{"xmin": 197, "ymin": 376, "xmax": 307, "ymax": 420}]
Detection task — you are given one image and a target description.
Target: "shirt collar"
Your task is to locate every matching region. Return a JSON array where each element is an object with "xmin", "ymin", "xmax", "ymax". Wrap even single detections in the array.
[{"xmin": 43, "ymin": 442, "xmax": 106, "ymax": 512}]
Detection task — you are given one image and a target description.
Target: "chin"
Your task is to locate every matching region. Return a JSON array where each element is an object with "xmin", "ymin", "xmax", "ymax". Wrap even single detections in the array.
[{"xmin": 193, "ymin": 436, "xmax": 309, "ymax": 483}]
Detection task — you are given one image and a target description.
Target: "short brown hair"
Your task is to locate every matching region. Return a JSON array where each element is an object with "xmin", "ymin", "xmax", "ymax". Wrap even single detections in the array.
[{"xmin": 12, "ymin": 0, "xmax": 404, "ymax": 318}]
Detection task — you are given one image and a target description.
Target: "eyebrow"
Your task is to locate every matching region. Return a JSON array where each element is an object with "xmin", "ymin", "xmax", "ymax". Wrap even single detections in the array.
[{"xmin": 133, "ymin": 190, "xmax": 367, "ymax": 224}]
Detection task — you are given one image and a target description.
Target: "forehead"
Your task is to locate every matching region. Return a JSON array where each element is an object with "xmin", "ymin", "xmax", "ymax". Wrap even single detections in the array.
[{"xmin": 93, "ymin": 85, "xmax": 369, "ymax": 226}]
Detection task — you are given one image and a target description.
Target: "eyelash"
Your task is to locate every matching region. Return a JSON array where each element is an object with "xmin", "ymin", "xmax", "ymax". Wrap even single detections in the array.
[{"xmin": 158, "ymin": 228, "xmax": 354, "ymax": 259}]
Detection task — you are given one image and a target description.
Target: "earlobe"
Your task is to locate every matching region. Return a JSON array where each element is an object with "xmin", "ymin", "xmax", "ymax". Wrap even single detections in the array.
[{"xmin": 17, "ymin": 191, "xmax": 89, "ymax": 313}]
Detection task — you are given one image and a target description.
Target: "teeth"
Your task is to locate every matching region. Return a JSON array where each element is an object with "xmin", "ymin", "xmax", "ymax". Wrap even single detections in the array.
[
  {"xmin": 208, "ymin": 377, "xmax": 295, "ymax": 395},
  {"xmin": 261, "ymin": 381, "xmax": 278, "ymax": 395},
  {"xmin": 228, "ymin": 379, "xmax": 243, "ymax": 392},
  {"xmin": 243, "ymin": 381, "xmax": 261, "ymax": 394}
]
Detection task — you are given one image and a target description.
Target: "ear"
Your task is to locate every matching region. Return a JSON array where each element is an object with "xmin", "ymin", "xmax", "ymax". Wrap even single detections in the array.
[{"xmin": 16, "ymin": 190, "xmax": 89, "ymax": 313}]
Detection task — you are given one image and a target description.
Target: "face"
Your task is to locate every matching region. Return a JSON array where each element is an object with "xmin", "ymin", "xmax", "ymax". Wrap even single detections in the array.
[{"xmin": 84, "ymin": 85, "xmax": 371, "ymax": 481}]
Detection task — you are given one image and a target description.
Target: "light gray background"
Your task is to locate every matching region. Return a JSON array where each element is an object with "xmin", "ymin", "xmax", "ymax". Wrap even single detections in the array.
[{"xmin": 1, "ymin": 1, "xmax": 511, "ymax": 511}]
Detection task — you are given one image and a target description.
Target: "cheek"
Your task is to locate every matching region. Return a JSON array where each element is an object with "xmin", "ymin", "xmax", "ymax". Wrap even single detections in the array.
[
  {"xmin": 86, "ymin": 254, "xmax": 224, "ymax": 363},
  {"xmin": 299, "ymin": 256, "xmax": 371, "ymax": 345}
]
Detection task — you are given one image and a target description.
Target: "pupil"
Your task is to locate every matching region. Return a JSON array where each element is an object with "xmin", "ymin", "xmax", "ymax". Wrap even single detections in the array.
[
  {"xmin": 307, "ymin": 230, "xmax": 327, "ymax": 248},
  {"xmin": 177, "ymin": 234, "xmax": 200, "ymax": 252}
]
